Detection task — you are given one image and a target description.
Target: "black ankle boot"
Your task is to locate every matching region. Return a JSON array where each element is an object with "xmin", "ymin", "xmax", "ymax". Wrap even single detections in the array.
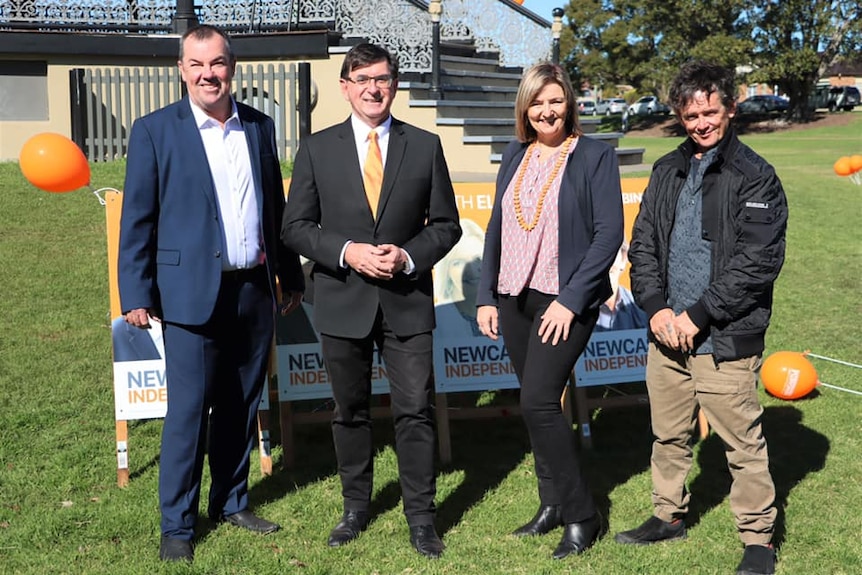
[
  {"xmin": 552, "ymin": 513, "xmax": 602, "ymax": 559},
  {"xmin": 512, "ymin": 504, "xmax": 563, "ymax": 537}
]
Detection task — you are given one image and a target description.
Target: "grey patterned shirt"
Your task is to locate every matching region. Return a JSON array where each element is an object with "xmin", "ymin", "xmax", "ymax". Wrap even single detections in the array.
[{"xmin": 667, "ymin": 147, "xmax": 718, "ymax": 354}]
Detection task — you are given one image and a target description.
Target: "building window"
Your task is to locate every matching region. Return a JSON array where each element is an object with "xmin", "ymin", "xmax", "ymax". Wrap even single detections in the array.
[{"xmin": 0, "ymin": 61, "xmax": 49, "ymax": 121}]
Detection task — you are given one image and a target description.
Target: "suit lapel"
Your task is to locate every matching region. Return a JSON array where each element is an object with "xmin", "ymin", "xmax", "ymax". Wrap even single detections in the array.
[
  {"xmin": 239, "ymin": 104, "xmax": 264, "ymax": 214},
  {"xmin": 376, "ymin": 118, "xmax": 406, "ymax": 224},
  {"xmin": 177, "ymin": 97, "xmax": 218, "ymax": 213}
]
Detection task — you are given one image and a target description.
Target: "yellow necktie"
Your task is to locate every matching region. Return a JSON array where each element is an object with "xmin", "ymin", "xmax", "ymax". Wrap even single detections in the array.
[{"xmin": 363, "ymin": 130, "xmax": 383, "ymax": 218}]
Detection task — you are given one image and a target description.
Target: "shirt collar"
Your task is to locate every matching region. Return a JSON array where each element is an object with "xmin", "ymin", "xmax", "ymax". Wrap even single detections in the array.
[
  {"xmin": 189, "ymin": 97, "xmax": 240, "ymax": 129},
  {"xmin": 351, "ymin": 114, "xmax": 392, "ymax": 142}
]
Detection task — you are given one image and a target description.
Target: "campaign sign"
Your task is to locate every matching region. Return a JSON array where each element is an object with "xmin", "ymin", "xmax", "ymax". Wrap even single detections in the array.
[
  {"xmin": 433, "ymin": 336, "xmax": 519, "ymax": 392},
  {"xmin": 276, "ymin": 343, "xmax": 390, "ymax": 401},
  {"xmin": 113, "ymin": 359, "xmax": 167, "ymax": 420},
  {"xmin": 575, "ymin": 329, "xmax": 649, "ymax": 387}
]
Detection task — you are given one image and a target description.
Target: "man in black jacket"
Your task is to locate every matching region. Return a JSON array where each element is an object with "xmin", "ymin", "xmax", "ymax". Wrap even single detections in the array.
[{"xmin": 614, "ymin": 61, "xmax": 787, "ymax": 575}]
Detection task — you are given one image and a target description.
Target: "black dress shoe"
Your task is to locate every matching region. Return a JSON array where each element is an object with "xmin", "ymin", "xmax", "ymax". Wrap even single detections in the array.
[
  {"xmin": 219, "ymin": 510, "xmax": 280, "ymax": 534},
  {"xmin": 327, "ymin": 510, "xmax": 369, "ymax": 547},
  {"xmin": 552, "ymin": 513, "xmax": 602, "ymax": 560},
  {"xmin": 512, "ymin": 504, "xmax": 563, "ymax": 537},
  {"xmin": 159, "ymin": 536, "xmax": 193, "ymax": 562},
  {"xmin": 409, "ymin": 524, "xmax": 445, "ymax": 559}
]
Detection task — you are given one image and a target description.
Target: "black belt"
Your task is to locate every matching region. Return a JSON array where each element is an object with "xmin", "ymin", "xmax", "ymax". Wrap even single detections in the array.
[{"xmin": 222, "ymin": 265, "xmax": 264, "ymax": 283}]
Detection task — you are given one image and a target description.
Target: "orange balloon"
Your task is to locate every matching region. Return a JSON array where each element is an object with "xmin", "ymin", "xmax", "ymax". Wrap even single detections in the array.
[
  {"xmin": 849, "ymin": 154, "xmax": 862, "ymax": 174},
  {"xmin": 19, "ymin": 133, "xmax": 90, "ymax": 193},
  {"xmin": 833, "ymin": 156, "xmax": 853, "ymax": 177},
  {"xmin": 761, "ymin": 351, "xmax": 818, "ymax": 400}
]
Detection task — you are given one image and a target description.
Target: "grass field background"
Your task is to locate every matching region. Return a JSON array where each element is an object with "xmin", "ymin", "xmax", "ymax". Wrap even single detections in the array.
[{"xmin": 0, "ymin": 115, "xmax": 860, "ymax": 574}]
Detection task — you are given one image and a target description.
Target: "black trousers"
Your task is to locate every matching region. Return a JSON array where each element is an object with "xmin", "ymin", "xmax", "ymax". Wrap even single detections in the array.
[
  {"xmin": 499, "ymin": 289, "xmax": 598, "ymax": 524},
  {"xmin": 320, "ymin": 309, "xmax": 437, "ymax": 527}
]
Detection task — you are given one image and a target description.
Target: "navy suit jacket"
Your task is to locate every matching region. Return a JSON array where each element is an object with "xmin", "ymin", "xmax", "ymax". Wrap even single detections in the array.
[
  {"xmin": 118, "ymin": 97, "xmax": 303, "ymax": 325},
  {"xmin": 478, "ymin": 136, "xmax": 624, "ymax": 315},
  {"xmin": 282, "ymin": 117, "xmax": 461, "ymax": 338}
]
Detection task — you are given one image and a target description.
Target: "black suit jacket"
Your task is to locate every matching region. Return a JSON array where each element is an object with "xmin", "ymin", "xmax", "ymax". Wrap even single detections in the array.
[{"xmin": 282, "ymin": 117, "xmax": 461, "ymax": 338}]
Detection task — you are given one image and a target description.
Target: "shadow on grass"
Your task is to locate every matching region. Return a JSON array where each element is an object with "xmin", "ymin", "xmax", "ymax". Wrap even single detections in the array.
[
  {"xmin": 583, "ymin": 401, "xmax": 654, "ymax": 521},
  {"xmin": 436, "ymin": 412, "xmax": 531, "ymax": 534},
  {"xmin": 240, "ymin": 397, "xmax": 530, "ymax": 535},
  {"xmin": 143, "ymin": 396, "xmax": 824, "ymax": 549},
  {"xmin": 237, "ymin": 391, "xmax": 656, "ymax": 537},
  {"xmin": 687, "ymin": 404, "xmax": 828, "ymax": 547}
]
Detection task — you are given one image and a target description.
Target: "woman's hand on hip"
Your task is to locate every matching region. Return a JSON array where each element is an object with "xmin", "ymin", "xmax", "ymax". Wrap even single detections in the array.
[
  {"xmin": 539, "ymin": 300, "xmax": 574, "ymax": 346},
  {"xmin": 477, "ymin": 305, "xmax": 499, "ymax": 340}
]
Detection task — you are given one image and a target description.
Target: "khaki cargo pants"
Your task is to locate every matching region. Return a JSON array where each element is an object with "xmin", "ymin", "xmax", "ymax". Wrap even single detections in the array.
[{"xmin": 646, "ymin": 343, "xmax": 776, "ymax": 546}]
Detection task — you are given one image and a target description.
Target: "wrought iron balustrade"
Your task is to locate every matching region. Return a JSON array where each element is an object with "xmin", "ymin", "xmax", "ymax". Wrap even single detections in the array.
[{"xmin": 1, "ymin": 0, "xmax": 551, "ymax": 71}]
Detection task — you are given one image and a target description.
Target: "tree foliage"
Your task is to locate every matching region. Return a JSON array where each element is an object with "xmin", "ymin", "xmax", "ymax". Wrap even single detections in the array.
[
  {"xmin": 747, "ymin": 0, "xmax": 862, "ymax": 119},
  {"xmin": 558, "ymin": 0, "xmax": 862, "ymax": 120}
]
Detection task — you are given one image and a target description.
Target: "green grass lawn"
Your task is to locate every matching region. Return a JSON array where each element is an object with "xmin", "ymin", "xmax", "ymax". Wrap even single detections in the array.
[{"xmin": 1, "ymin": 115, "xmax": 860, "ymax": 574}]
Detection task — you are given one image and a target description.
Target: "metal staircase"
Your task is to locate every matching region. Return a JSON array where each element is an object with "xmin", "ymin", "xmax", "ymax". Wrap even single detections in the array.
[{"xmin": 398, "ymin": 44, "xmax": 645, "ymax": 179}]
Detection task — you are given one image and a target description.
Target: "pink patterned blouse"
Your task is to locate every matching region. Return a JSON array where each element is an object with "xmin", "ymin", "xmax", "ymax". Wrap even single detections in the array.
[{"xmin": 497, "ymin": 138, "xmax": 578, "ymax": 297}]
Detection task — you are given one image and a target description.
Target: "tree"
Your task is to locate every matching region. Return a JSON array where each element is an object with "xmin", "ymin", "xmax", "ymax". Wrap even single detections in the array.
[
  {"xmin": 557, "ymin": 0, "xmax": 862, "ymax": 121},
  {"xmin": 747, "ymin": 0, "xmax": 862, "ymax": 120},
  {"xmin": 560, "ymin": 0, "xmax": 752, "ymax": 101}
]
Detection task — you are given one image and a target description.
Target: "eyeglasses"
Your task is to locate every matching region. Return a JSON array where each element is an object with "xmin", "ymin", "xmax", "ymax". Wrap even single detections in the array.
[{"xmin": 345, "ymin": 74, "xmax": 394, "ymax": 88}]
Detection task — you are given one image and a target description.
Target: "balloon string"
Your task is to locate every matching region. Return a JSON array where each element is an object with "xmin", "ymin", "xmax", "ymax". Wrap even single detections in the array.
[
  {"xmin": 818, "ymin": 382, "xmax": 862, "ymax": 396},
  {"xmin": 91, "ymin": 186, "xmax": 120, "ymax": 206},
  {"xmin": 804, "ymin": 352, "xmax": 862, "ymax": 370}
]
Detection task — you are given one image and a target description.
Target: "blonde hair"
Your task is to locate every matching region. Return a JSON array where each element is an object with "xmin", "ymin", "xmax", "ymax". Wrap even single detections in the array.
[{"xmin": 514, "ymin": 63, "xmax": 582, "ymax": 143}]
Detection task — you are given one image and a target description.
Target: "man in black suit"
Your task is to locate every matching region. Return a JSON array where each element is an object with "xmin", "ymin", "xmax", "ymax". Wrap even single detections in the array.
[{"xmin": 281, "ymin": 43, "xmax": 461, "ymax": 559}]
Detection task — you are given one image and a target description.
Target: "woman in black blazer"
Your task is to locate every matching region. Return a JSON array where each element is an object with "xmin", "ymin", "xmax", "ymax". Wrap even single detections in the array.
[{"xmin": 476, "ymin": 63, "xmax": 623, "ymax": 559}]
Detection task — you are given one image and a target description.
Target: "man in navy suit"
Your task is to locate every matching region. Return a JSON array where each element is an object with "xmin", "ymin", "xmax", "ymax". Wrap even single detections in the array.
[
  {"xmin": 118, "ymin": 25, "xmax": 304, "ymax": 562},
  {"xmin": 282, "ymin": 43, "xmax": 461, "ymax": 559}
]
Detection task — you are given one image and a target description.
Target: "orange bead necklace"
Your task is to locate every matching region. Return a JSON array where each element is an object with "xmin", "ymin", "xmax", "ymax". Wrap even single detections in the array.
[{"xmin": 512, "ymin": 135, "xmax": 574, "ymax": 231}]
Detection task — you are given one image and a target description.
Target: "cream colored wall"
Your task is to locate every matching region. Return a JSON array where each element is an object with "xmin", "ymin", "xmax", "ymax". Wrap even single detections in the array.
[
  {"xmin": 0, "ymin": 55, "xmax": 177, "ymax": 161},
  {"xmin": 1, "ymin": 61, "xmax": 77, "ymax": 161}
]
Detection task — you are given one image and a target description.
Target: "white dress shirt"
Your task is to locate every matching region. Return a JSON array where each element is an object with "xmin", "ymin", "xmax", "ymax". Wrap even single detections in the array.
[{"xmin": 190, "ymin": 99, "xmax": 264, "ymax": 271}]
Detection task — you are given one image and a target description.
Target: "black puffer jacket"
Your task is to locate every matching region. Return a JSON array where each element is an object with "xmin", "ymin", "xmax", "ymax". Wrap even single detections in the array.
[{"xmin": 629, "ymin": 128, "xmax": 788, "ymax": 363}]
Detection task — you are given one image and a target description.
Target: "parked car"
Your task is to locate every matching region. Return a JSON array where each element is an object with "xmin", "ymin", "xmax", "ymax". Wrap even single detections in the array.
[
  {"xmin": 810, "ymin": 85, "xmax": 861, "ymax": 112},
  {"xmin": 630, "ymin": 95, "xmax": 671, "ymax": 116},
  {"xmin": 737, "ymin": 95, "xmax": 789, "ymax": 114},
  {"xmin": 595, "ymin": 98, "xmax": 628, "ymax": 115},
  {"xmin": 578, "ymin": 99, "xmax": 597, "ymax": 115},
  {"xmin": 827, "ymin": 86, "xmax": 860, "ymax": 112}
]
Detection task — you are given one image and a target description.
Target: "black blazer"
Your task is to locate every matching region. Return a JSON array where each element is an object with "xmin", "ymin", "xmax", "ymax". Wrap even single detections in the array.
[
  {"xmin": 478, "ymin": 136, "xmax": 624, "ymax": 315},
  {"xmin": 282, "ymin": 117, "xmax": 462, "ymax": 338}
]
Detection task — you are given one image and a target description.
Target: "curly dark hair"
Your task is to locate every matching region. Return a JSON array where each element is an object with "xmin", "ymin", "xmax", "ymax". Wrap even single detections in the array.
[{"xmin": 668, "ymin": 61, "xmax": 736, "ymax": 114}]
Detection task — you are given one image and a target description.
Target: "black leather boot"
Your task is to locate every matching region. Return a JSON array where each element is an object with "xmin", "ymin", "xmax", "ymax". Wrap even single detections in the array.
[
  {"xmin": 512, "ymin": 504, "xmax": 563, "ymax": 537},
  {"xmin": 552, "ymin": 513, "xmax": 602, "ymax": 559}
]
